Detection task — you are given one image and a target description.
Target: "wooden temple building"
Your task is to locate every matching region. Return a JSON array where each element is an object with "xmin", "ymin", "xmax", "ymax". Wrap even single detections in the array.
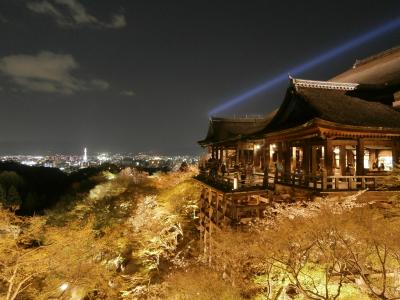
[{"xmin": 196, "ymin": 47, "xmax": 400, "ymax": 248}]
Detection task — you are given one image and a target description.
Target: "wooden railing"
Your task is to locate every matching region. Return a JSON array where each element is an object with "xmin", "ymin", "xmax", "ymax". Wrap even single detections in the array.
[
  {"xmin": 197, "ymin": 168, "xmax": 267, "ymax": 191},
  {"xmin": 274, "ymin": 172, "xmax": 398, "ymax": 191},
  {"xmin": 325, "ymin": 175, "xmax": 398, "ymax": 191},
  {"xmin": 198, "ymin": 167, "xmax": 399, "ymax": 192},
  {"xmin": 274, "ymin": 172, "xmax": 322, "ymax": 190},
  {"xmin": 219, "ymin": 173, "xmax": 265, "ymax": 190}
]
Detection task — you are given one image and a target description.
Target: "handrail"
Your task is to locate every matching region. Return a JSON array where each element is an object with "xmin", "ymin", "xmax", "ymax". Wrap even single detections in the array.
[{"xmin": 198, "ymin": 167, "xmax": 398, "ymax": 192}]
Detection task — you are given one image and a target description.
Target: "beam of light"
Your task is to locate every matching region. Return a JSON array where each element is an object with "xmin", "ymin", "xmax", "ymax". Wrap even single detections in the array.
[{"xmin": 209, "ymin": 17, "xmax": 400, "ymax": 116}]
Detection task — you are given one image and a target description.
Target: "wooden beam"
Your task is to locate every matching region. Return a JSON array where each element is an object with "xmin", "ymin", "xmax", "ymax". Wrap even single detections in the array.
[
  {"xmin": 303, "ymin": 144, "xmax": 311, "ymax": 175},
  {"xmin": 282, "ymin": 142, "xmax": 291, "ymax": 174},
  {"xmin": 325, "ymin": 138, "xmax": 334, "ymax": 176},
  {"xmin": 393, "ymin": 138, "xmax": 400, "ymax": 167},
  {"xmin": 356, "ymin": 139, "xmax": 365, "ymax": 176},
  {"xmin": 311, "ymin": 146, "xmax": 318, "ymax": 174},
  {"xmin": 339, "ymin": 145, "xmax": 346, "ymax": 175}
]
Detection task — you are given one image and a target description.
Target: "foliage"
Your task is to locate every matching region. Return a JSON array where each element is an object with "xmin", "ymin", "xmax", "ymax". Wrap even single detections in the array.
[
  {"xmin": 6, "ymin": 186, "xmax": 21, "ymax": 212},
  {"xmin": 0, "ymin": 168, "xmax": 202, "ymax": 299},
  {"xmin": 3, "ymin": 165, "xmax": 399, "ymax": 299},
  {"xmin": 165, "ymin": 267, "xmax": 242, "ymax": 300},
  {"xmin": 0, "ymin": 171, "xmax": 24, "ymax": 191},
  {"xmin": 0, "ymin": 184, "xmax": 6, "ymax": 205},
  {"xmin": 211, "ymin": 204, "xmax": 400, "ymax": 300}
]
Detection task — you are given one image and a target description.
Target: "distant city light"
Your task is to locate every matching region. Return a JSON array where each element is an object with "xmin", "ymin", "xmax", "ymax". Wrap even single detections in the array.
[
  {"xmin": 0, "ymin": 152, "xmax": 199, "ymax": 173},
  {"xmin": 21, "ymin": 160, "xmax": 37, "ymax": 166},
  {"xmin": 83, "ymin": 147, "xmax": 88, "ymax": 163},
  {"xmin": 97, "ymin": 153, "xmax": 110, "ymax": 162},
  {"xmin": 209, "ymin": 17, "xmax": 400, "ymax": 115}
]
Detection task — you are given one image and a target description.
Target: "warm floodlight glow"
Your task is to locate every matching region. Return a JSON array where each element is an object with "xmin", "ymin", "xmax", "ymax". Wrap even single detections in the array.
[
  {"xmin": 59, "ymin": 283, "xmax": 69, "ymax": 292},
  {"xmin": 209, "ymin": 17, "xmax": 400, "ymax": 115}
]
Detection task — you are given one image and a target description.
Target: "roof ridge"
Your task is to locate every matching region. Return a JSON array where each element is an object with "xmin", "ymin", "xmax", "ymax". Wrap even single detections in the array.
[
  {"xmin": 292, "ymin": 78, "xmax": 359, "ymax": 91},
  {"xmin": 211, "ymin": 116, "xmax": 267, "ymax": 122},
  {"xmin": 353, "ymin": 46, "xmax": 400, "ymax": 68}
]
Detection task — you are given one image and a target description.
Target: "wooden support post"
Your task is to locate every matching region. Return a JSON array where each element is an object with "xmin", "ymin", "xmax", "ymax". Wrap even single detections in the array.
[
  {"xmin": 303, "ymin": 144, "xmax": 311, "ymax": 175},
  {"xmin": 277, "ymin": 142, "xmax": 283, "ymax": 163},
  {"xmin": 325, "ymin": 139, "xmax": 334, "ymax": 176},
  {"xmin": 283, "ymin": 142, "xmax": 291, "ymax": 175},
  {"xmin": 392, "ymin": 139, "xmax": 400, "ymax": 169},
  {"xmin": 339, "ymin": 145, "xmax": 346, "ymax": 175},
  {"xmin": 311, "ymin": 146, "xmax": 318, "ymax": 174},
  {"xmin": 265, "ymin": 143, "xmax": 270, "ymax": 170},
  {"xmin": 322, "ymin": 168, "xmax": 327, "ymax": 191},
  {"xmin": 291, "ymin": 146, "xmax": 297, "ymax": 172},
  {"xmin": 356, "ymin": 139, "xmax": 365, "ymax": 176},
  {"xmin": 253, "ymin": 143, "xmax": 257, "ymax": 167}
]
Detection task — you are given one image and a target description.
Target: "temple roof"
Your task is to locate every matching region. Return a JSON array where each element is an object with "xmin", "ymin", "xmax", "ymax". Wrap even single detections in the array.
[
  {"xmin": 199, "ymin": 45, "xmax": 400, "ymax": 146},
  {"xmin": 263, "ymin": 78, "xmax": 400, "ymax": 133},
  {"xmin": 198, "ymin": 111, "xmax": 276, "ymax": 146},
  {"xmin": 330, "ymin": 46, "xmax": 400, "ymax": 85}
]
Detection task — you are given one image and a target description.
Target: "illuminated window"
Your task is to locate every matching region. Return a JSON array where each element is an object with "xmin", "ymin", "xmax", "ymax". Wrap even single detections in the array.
[
  {"xmin": 333, "ymin": 146, "xmax": 340, "ymax": 168},
  {"xmin": 364, "ymin": 150, "xmax": 370, "ymax": 169},
  {"xmin": 378, "ymin": 150, "xmax": 393, "ymax": 171}
]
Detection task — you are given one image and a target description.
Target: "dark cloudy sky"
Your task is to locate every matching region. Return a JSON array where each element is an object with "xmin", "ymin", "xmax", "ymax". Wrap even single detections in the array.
[{"xmin": 0, "ymin": 0, "xmax": 399, "ymax": 155}]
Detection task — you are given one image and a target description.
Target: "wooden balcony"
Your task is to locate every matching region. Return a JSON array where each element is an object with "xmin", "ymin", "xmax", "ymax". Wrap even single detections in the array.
[
  {"xmin": 197, "ymin": 166, "xmax": 400, "ymax": 192},
  {"xmin": 196, "ymin": 168, "xmax": 268, "ymax": 192},
  {"xmin": 274, "ymin": 172, "xmax": 400, "ymax": 191}
]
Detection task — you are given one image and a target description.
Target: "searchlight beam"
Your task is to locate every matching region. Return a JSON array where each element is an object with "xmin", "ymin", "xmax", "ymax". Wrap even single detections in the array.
[{"xmin": 209, "ymin": 17, "xmax": 400, "ymax": 116}]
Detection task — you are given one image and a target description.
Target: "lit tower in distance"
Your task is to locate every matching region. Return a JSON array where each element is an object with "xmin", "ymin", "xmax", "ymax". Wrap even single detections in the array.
[{"xmin": 83, "ymin": 147, "xmax": 88, "ymax": 163}]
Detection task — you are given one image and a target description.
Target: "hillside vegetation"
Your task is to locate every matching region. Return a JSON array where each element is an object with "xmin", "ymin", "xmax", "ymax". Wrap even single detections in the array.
[
  {"xmin": 0, "ymin": 167, "xmax": 209, "ymax": 299},
  {"xmin": 1, "ymin": 167, "xmax": 400, "ymax": 299}
]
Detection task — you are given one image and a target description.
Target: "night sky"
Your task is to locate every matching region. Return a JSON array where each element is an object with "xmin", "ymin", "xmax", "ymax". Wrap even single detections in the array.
[{"xmin": 0, "ymin": 0, "xmax": 399, "ymax": 155}]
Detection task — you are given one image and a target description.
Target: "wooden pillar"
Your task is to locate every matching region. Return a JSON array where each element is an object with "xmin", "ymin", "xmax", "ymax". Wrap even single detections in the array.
[
  {"xmin": 322, "ymin": 168, "xmax": 328, "ymax": 191},
  {"xmin": 263, "ymin": 143, "xmax": 270, "ymax": 187},
  {"xmin": 303, "ymin": 144, "xmax": 311, "ymax": 175},
  {"xmin": 291, "ymin": 146, "xmax": 297, "ymax": 172},
  {"xmin": 325, "ymin": 139, "xmax": 334, "ymax": 176},
  {"xmin": 392, "ymin": 139, "xmax": 400, "ymax": 168},
  {"xmin": 235, "ymin": 145, "xmax": 239, "ymax": 165},
  {"xmin": 339, "ymin": 145, "xmax": 346, "ymax": 175},
  {"xmin": 356, "ymin": 139, "xmax": 365, "ymax": 176},
  {"xmin": 260, "ymin": 145, "xmax": 265, "ymax": 169},
  {"xmin": 276, "ymin": 142, "xmax": 282, "ymax": 162},
  {"xmin": 311, "ymin": 146, "xmax": 318, "ymax": 174},
  {"xmin": 253, "ymin": 143, "xmax": 257, "ymax": 167},
  {"xmin": 265, "ymin": 143, "xmax": 271, "ymax": 171},
  {"xmin": 283, "ymin": 142, "xmax": 291, "ymax": 174}
]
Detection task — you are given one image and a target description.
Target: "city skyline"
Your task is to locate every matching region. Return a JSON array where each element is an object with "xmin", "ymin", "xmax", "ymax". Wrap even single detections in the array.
[{"xmin": 0, "ymin": 1, "xmax": 399, "ymax": 155}]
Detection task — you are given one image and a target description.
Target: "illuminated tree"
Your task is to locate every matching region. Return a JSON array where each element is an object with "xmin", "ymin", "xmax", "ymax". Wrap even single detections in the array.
[
  {"xmin": 0, "ymin": 210, "xmax": 45, "ymax": 300},
  {"xmin": 337, "ymin": 208, "xmax": 400, "ymax": 300}
]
